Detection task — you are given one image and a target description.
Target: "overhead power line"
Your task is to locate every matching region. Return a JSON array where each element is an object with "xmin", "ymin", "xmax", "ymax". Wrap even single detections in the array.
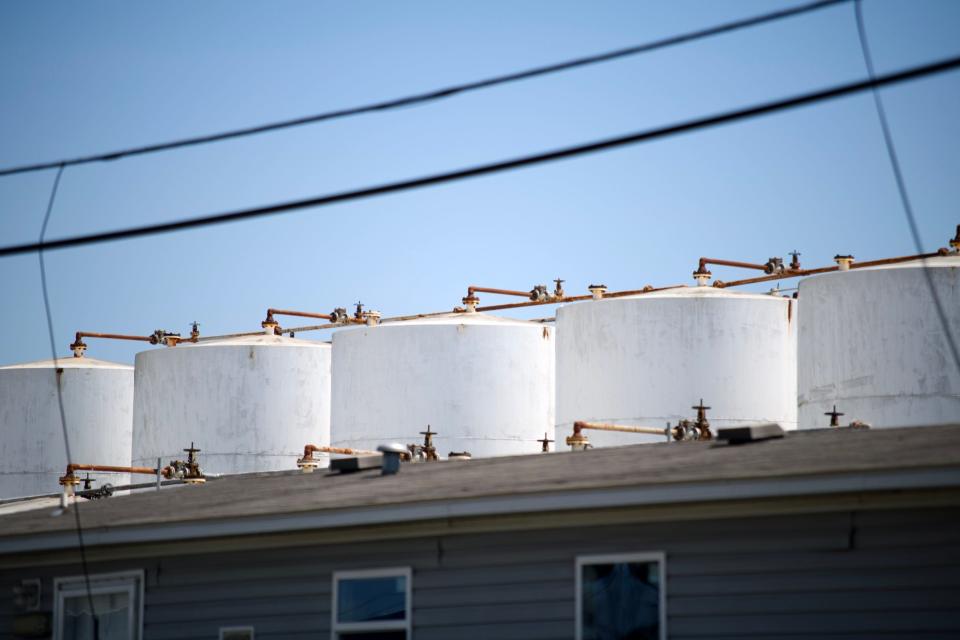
[
  {"xmin": 852, "ymin": 0, "xmax": 960, "ymax": 374},
  {"xmin": 0, "ymin": 0, "xmax": 850, "ymax": 178},
  {"xmin": 1, "ymin": 53, "xmax": 957, "ymax": 259},
  {"xmin": 37, "ymin": 163, "xmax": 101, "ymax": 625}
]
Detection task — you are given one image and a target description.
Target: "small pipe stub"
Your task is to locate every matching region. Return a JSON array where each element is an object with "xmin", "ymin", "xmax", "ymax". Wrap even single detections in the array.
[
  {"xmin": 951, "ymin": 224, "xmax": 960, "ymax": 251},
  {"xmin": 297, "ymin": 456, "xmax": 321, "ymax": 473},
  {"xmin": 70, "ymin": 336, "xmax": 87, "ymax": 358},
  {"xmin": 462, "ymin": 294, "xmax": 479, "ymax": 313},
  {"xmin": 692, "ymin": 268, "xmax": 712, "ymax": 287},
  {"xmin": 447, "ymin": 451, "xmax": 472, "ymax": 461},
  {"xmin": 363, "ymin": 310, "xmax": 381, "ymax": 326},
  {"xmin": 588, "ymin": 284, "xmax": 607, "ymax": 300},
  {"xmin": 834, "ymin": 255, "xmax": 855, "ymax": 271},
  {"xmin": 566, "ymin": 423, "xmax": 592, "ymax": 451}
]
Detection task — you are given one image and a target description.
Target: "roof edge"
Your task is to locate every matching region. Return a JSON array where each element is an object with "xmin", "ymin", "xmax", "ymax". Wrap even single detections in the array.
[{"xmin": 2, "ymin": 465, "xmax": 957, "ymax": 556}]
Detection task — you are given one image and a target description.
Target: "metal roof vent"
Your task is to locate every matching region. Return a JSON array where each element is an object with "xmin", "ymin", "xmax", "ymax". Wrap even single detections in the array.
[
  {"xmin": 716, "ymin": 423, "xmax": 784, "ymax": 445},
  {"xmin": 330, "ymin": 455, "xmax": 383, "ymax": 474},
  {"xmin": 378, "ymin": 443, "xmax": 407, "ymax": 475}
]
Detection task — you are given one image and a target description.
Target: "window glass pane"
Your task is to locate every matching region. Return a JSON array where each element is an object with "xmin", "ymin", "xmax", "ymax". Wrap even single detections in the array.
[
  {"xmin": 337, "ymin": 576, "xmax": 407, "ymax": 623},
  {"xmin": 581, "ymin": 561, "xmax": 660, "ymax": 640},
  {"xmin": 63, "ymin": 591, "xmax": 131, "ymax": 640}
]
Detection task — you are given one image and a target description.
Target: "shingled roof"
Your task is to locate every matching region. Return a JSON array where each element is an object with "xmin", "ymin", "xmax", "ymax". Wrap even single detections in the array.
[{"xmin": 2, "ymin": 424, "xmax": 958, "ymax": 554}]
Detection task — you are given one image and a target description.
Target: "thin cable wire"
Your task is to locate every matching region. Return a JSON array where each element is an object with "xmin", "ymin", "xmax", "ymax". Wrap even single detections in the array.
[
  {"xmin": 38, "ymin": 164, "xmax": 100, "ymax": 627},
  {"xmin": 0, "ymin": 0, "xmax": 850, "ymax": 178},
  {"xmin": 1, "ymin": 53, "xmax": 958, "ymax": 259},
  {"xmin": 853, "ymin": 0, "xmax": 960, "ymax": 373}
]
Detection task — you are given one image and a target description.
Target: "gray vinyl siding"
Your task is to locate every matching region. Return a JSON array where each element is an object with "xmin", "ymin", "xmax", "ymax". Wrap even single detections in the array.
[{"xmin": 2, "ymin": 506, "xmax": 959, "ymax": 639}]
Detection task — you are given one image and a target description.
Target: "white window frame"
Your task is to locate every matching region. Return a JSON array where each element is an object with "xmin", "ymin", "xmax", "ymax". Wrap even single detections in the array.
[
  {"xmin": 575, "ymin": 552, "xmax": 666, "ymax": 640},
  {"xmin": 219, "ymin": 626, "xmax": 255, "ymax": 640},
  {"xmin": 331, "ymin": 566, "xmax": 412, "ymax": 639},
  {"xmin": 53, "ymin": 569, "xmax": 145, "ymax": 640}
]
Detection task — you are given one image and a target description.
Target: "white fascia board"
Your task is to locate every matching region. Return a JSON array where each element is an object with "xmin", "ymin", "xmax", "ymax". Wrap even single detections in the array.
[{"xmin": 2, "ymin": 465, "xmax": 958, "ymax": 555}]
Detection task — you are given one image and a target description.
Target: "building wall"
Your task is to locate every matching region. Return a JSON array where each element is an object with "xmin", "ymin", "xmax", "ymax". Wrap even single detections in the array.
[{"xmin": 2, "ymin": 505, "xmax": 959, "ymax": 639}]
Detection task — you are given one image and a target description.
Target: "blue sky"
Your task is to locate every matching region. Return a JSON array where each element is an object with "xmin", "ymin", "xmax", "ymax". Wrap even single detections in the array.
[{"xmin": 1, "ymin": 0, "xmax": 958, "ymax": 365}]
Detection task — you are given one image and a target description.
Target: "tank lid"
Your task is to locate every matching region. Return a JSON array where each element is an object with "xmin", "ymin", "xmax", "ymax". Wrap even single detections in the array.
[
  {"xmin": 182, "ymin": 334, "xmax": 330, "ymax": 348},
  {"xmin": 0, "ymin": 356, "xmax": 133, "ymax": 370}
]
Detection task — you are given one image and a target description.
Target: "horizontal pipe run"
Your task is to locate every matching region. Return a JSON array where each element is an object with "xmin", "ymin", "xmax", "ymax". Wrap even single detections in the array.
[
  {"xmin": 473, "ymin": 285, "xmax": 686, "ymax": 313},
  {"xmin": 194, "ymin": 330, "xmax": 266, "ymax": 342},
  {"xmin": 273, "ymin": 323, "xmax": 340, "ymax": 335},
  {"xmin": 717, "ymin": 250, "xmax": 947, "ymax": 288},
  {"xmin": 75, "ymin": 331, "xmax": 154, "ymax": 343},
  {"xmin": 302, "ymin": 444, "xmax": 380, "ymax": 458},
  {"xmin": 267, "ymin": 308, "xmax": 334, "ymax": 321},
  {"xmin": 573, "ymin": 421, "xmax": 669, "ymax": 436},
  {"xmin": 66, "ymin": 464, "xmax": 164, "ymax": 476},
  {"xmin": 467, "ymin": 286, "xmax": 532, "ymax": 298},
  {"xmin": 698, "ymin": 257, "xmax": 768, "ymax": 272}
]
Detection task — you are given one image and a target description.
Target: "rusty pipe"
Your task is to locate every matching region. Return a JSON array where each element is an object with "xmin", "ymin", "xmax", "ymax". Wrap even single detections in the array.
[
  {"xmin": 66, "ymin": 463, "xmax": 164, "ymax": 476},
  {"xmin": 717, "ymin": 250, "xmax": 948, "ymax": 289},
  {"xmin": 698, "ymin": 257, "xmax": 768, "ymax": 273},
  {"xmin": 472, "ymin": 285, "xmax": 686, "ymax": 313},
  {"xmin": 466, "ymin": 286, "xmax": 532, "ymax": 298},
  {"xmin": 74, "ymin": 331, "xmax": 156, "ymax": 343},
  {"xmin": 265, "ymin": 308, "xmax": 334, "ymax": 324},
  {"xmin": 61, "ymin": 463, "xmax": 173, "ymax": 485},
  {"xmin": 301, "ymin": 444, "xmax": 379, "ymax": 459},
  {"xmin": 573, "ymin": 421, "xmax": 669, "ymax": 436},
  {"xmin": 70, "ymin": 330, "xmax": 166, "ymax": 358}
]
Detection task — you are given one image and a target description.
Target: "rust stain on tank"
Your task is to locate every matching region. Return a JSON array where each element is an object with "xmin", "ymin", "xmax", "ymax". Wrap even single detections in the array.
[
  {"xmin": 542, "ymin": 327, "xmax": 550, "ymax": 339},
  {"xmin": 787, "ymin": 299, "xmax": 793, "ymax": 325}
]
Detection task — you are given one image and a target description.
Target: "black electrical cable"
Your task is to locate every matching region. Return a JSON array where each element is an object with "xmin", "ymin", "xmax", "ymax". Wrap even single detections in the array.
[
  {"xmin": 1, "ymin": 54, "xmax": 958, "ymax": 259},
  {"xmin": 37, "ymin": 164, "xmax": 101, "ymax": 629},
  {"xmin": 853, "ymin": 0, "xmax": 960, "ymax": 374},
  {"xmin": 0, "ymin": 0, "xmax": 850, "ymax": 178}
]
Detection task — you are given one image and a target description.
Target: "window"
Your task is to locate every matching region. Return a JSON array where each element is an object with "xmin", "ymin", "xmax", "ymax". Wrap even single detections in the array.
[
  {"xmin": 332, "ymin": 567, "xmax": 412, "ymax": 639},
  {"xmin": 576, "ymin": 553, "xmax": 665, "ymax": 640},
  {"xmin": 54, "ymin": 570, "xmax": 144, "ymax": 640}
]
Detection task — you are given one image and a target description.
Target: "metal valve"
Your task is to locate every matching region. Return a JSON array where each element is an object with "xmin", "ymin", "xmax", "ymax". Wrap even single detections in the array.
[
  {"xmin": 764, "ymin": 257, "xmax": 784, "ymax": 275},
  {"xmin": 529, "ymin": 285, "xmax": 550, "ymax": 302}
]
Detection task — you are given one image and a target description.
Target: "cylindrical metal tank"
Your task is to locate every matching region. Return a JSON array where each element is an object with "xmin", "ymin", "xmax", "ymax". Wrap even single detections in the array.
[
  {"xmin": 556, "ymin": 286, "xmax": 798, "ymax": 448},
  {"xmin": 798, "ymin": 256, "xmax": 960, "ymax": 429},
  {"xmin": 0, "ymin": 357, "xmax": 134, "ymax": 499},
  {"xmin": 331, "ymin": 313, "xmax": 555, "ymax": 458},
  {"xmin": 133, "ymin": 334, "xmax": 331, "ymax": 474}
]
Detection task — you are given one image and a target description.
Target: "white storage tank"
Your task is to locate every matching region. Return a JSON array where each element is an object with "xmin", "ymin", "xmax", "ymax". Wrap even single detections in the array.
[
  {"xmin": 133, "ymin": 334, "xmax": 331, "ymax": 474},
  {"xmin": 331, "ymin": 313, "xmax": 555, "ymax": 458},
  {"xmin": 798, "ymin": 255, "xmax": 960, "ymax": 429},
  {"xmin": 556, "ymin": 286, "xmax": 798, "ymax": 448},
  {"xmin": 0, "ymin": 357, "xmax": 134, "ymax": 499}
]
